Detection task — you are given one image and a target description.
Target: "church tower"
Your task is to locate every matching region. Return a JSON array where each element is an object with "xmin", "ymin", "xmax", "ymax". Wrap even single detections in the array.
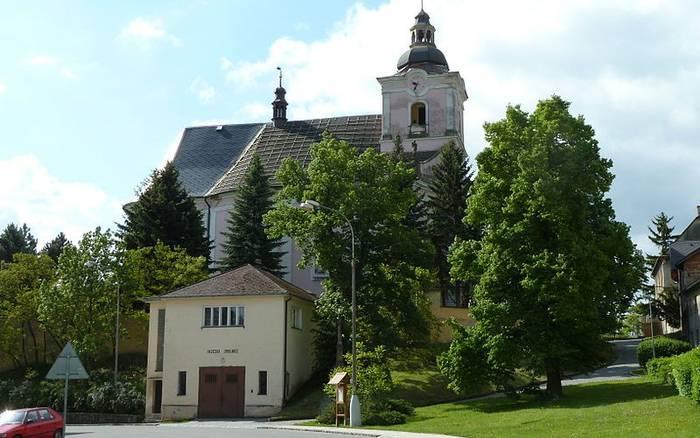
[{"xmin": 378, "ymin": 7, "xmax": 467, "ymax": 154}]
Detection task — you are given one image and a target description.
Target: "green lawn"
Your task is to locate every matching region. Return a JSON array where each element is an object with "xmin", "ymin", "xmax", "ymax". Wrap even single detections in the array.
[{"xmin": 371, "ymin": 378, "xmax": 700, "ymax": 438}]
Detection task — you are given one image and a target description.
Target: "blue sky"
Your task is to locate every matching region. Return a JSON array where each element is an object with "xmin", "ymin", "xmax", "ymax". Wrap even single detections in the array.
[{"xmin": 1, "ymin": 0, "xmax": 699, "ymax": 254}]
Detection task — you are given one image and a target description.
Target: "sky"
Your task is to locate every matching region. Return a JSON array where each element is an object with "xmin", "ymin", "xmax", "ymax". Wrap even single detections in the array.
[{"xmin": 0, "ymin": 0, "xmax": 698, "ymax": 255}]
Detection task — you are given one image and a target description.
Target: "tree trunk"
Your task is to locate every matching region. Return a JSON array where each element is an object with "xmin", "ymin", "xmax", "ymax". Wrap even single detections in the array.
[
  {"xmin": 335, "ymin": 317, "xmax": 344, "ymax": 367},
  {"xmin": 27, "ymin": 322, "xmax": 39, "ymax": 364},
  {"xmin": 545, "ymin": 361, "xmax": 563, "ymax": 397}
]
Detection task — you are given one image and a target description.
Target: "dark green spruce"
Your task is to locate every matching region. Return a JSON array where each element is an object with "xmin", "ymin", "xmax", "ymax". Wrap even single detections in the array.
[
  {"xmin": 118, "ymin": 162, "xmax": 210, "ymax": 260},
  {"xmin": 221, "ymin": 154, "xmax": 284, "ymax": 274},
  {"xmin": 41, "ymin": 232, "xmax": 71, "ymax": 263},
  {"xmin": 0, "ymin": 223, "xmax": 37, "ymax": 263},
  {"xmin": 427, "ymin": 141, "xmax": 477, "ymax": 307}
]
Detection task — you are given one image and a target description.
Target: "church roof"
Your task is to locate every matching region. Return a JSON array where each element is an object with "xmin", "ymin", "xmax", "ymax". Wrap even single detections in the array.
[
  {"xmin": 172, "ymin": 122, "xmax": 264, "ymax": 197},
  {"xmin": 147, "ymin": 263, "xmax": 317, "ymax": 302},
  {"xmin": 207, "ymin": 114, "xmax": 382, "ymax": 195}
]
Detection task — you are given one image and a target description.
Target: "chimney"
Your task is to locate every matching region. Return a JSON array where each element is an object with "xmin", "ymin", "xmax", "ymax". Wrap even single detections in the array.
[{"xmin": 272, "ymin": 67, "xmax": 288, "ymax": 128}]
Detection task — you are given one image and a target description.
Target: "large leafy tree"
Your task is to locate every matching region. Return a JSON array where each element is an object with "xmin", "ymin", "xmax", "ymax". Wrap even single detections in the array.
[
  {"xmin": 427, "ymin": 141, "xmax": 478, "ymax": 308},
  {"xmin": 41, "ymin": 232, "xmax": 71, "ymax": 263},
  {"xmin": 0, "ymin": 253, "xmax": 56, "ymax": 367},
  {"xmin": 118, "ymin": 162, "xmax": 210, "ymax": 259},
  {"xmin": 0, "ymin": 223, "xmax": 37, "ymax": 263},
  {"xmin": 38, "ymin": 227, "xmax": 122, "ymax": 363},
  {"xmin": 220, "ymin": 154, "xmax": 284, "ymax": 274},
  {"xmin": 265, "ymin": 133, "xmax": 434, "ymax": 369},
  {"xmin": 441, "ymin": 96, "xmax": 645, "ymax": 397}
]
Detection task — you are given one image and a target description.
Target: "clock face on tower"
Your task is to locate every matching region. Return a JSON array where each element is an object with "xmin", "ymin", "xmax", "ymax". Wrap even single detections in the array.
[{"xmin": 406, "ymin": 71, "xmax": 428, "ymax": 96}]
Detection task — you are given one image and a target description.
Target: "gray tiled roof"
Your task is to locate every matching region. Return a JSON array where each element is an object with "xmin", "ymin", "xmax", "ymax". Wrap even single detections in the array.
[
  {"xmin": 172, "ymin": 123, "xmax": 264, "ymax": 197},
  {"xmin": 207, "ymin": 115, "xmax": 382, "ymax": 195},
  {"xmin": 148, "ymin": 264, "xmax": 317, "ymax": 302},
  {"xmin": 669, "ymin": 240, "xmax": 700, "ymax": 268}
]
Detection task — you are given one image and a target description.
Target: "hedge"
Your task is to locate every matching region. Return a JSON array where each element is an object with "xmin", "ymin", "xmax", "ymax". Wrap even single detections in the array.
[
  {"xmin": 637, "ymin": 337, "xmax": 692, "ymax": 368},
  {"xmin": 646, "ymin": 357, "xmax": 674, "ymax": 384}
]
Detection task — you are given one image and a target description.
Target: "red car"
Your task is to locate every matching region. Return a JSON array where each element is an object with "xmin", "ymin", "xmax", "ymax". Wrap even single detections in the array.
[{"xmin": 0, "ymin": 408, "xmax": 63, "ymax": 438}]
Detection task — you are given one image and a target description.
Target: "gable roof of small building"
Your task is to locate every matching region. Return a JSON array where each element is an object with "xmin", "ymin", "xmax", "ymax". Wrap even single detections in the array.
[
  {"xmin": 669, "ymin": 240, "xmax": 700, "ymax": 268},
  {"xmin": 207, "ymin": 115, "xmax": 382, "ymax": 195},
  {"xmin": 172, "ymin": 123, "xmax": 265, "ymax": 197},
  {"xmin": 146, "ymin": 264, "xmax": 317, "ymax": 302}
]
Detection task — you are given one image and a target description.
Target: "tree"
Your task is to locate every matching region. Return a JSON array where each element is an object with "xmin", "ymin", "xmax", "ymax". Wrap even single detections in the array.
[
  {"xmin": 645, "ymin": 212, "xmax": 678, "ymax": 327},
  {"xmin": 0, "ymin": 253, "xmax": 56, "ymax": 366},
  {"xmin": 427, "ymin": 141, "xmax": 478, "ymax": 308},
  {"xmin": 41, "ymin": 232, "xmax": 71, "ymax": 263},
  {"xmin": 265, "ymin": 133, "xmax": 434, "ymax": 369},
  {"xmin": 220, "ymin": 154, "xmax": 284, "ymax": 274},
  {"xmin": 441, "ymin": 97, "xmax": 645, "ymax": 397},
  {"xmin": 122, "ymin": 241, "xmax": 209, "ymax": 301},
  {"xmin": 648, "ymin": 212, "xmax": 675, "ymax": 254},
  {"xmin": 38, "ymin": 228, "xmax": 122, "ymax": 363},
  {"xmin": 118, "ymin": 162, "xmax": 210, "ymax": 260},
  {"xmin": 0, "ymin": 223, "xmax": 37, "ymax": 263}
]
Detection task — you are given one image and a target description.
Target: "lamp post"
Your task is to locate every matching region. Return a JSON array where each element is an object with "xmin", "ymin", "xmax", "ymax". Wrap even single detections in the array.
[
  {"xmin": 299, "ymin": 199, "xmax": 361, "ymax": 427},
  {"xmin": 114, "ymin": 281, "xmax": 120, "ymax": 384}
]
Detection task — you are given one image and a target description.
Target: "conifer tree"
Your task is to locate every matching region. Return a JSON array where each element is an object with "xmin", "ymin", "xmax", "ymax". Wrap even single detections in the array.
[
  {"xmin": 648, "ymin": 212, "xmax": 675, "ymax": 255},
  {"xmin": 646, "ymin": 212, "xmax": 679, "ymax": 327},
  {"xmin": 41, "ymin": 232, "xmax": 71, "ymax": 263},
  {"xmin": 0, "ymin": 223, "xmax": 37, "ymax": 263},
  {"xmin": 427, "ymin": 141, "xmax": 477, "ymax": 307},
  {"xmin": 118, "ymin": 162, "xmax": 210, "ymax": 259},
  {"xmin": 221, "ymin": 154, "xmax": 284, "ymax": 274}
]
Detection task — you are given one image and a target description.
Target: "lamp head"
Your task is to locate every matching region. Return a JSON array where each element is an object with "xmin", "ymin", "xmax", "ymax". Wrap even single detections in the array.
[{"xmin": 299, "ymin": 199, "xmax": 321, "ymax": 211}]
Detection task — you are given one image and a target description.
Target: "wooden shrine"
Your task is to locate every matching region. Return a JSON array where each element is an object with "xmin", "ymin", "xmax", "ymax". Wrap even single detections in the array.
[{"xmin": 328, "ymin": 371, "xmax": 350, "ymax": 426}]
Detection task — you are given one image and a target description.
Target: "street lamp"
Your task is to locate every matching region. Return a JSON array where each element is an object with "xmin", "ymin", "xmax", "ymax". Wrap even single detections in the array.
[{"xmin": 299, "ymin": 199, "xmax": 361, "ymax": 427}]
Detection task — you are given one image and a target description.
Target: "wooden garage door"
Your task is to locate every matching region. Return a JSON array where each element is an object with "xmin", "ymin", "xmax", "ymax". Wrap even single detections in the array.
[{"xmin": 198, "ymin": 367, "xmax": 245, "ymax": 418}]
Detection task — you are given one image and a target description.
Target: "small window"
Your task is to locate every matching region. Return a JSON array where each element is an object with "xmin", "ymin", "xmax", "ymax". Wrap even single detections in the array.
[
  {"xmin": 226, "ymin": 373, "xmax": 238, "ymax": 383},
  {"xmin": 205, "ymin": 373, "xmax": 217, "ymax": 384},
  {"xmin": 177, "ymin": 371, "xmax": 187, "ymax": 396},
  {"xmin": 291, "ymin": 306, "xmax": 303, "ymax": 329},
  {"xmin": 203, "ymin": 306, "xmax": 245, "ymax": 327},
  {"xmin": 259, "ymin": 371, "xmax": 268, "ymax": 395},
  {"xmin": 411, "ymin": 102, "xmax": 426, "ymax": 125},
  {"xmin": 38, "ymin": 409, "xmax": 53, "ymax": 421}
]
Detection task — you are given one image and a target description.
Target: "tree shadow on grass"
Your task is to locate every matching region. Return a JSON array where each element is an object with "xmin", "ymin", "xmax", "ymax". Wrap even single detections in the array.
[{"xmin": 445, "ymin": 380, "xmax": 677, "ymax": 414}]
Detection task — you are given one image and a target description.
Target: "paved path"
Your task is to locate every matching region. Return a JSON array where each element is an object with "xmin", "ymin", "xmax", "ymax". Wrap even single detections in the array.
[{"xmin": 561, "ymin": 338, "xmax": 642, "ymax": 386}]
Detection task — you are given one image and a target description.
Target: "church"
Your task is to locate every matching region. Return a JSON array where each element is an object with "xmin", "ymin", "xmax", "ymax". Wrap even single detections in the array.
[{"xmin": 145, "ymin": 7, "xmax": 471, "ymax": 420}]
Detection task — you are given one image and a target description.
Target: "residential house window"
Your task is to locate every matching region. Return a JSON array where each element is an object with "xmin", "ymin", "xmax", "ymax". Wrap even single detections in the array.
[
  {"xmin": 441, "ymin": 284, "xmax": 471, "ymax": 308},
  {"xmin": 411, "ymin": 102, "xmax": 427, "ymax": 125},
  {"xmin": 258, "ymin": 371, "xmax": 268, "ymax": 395},
  {"xmin": 177, "ymin": 371, "xmax": 187, "ymax": 396},
  {"xmin": 312, "ymin": 265, "xmax": 329, "ymax": 280},
  {"xmin": 291, "ymin": 306, "xmax": 303, "ymax": 329},
  {"xmin": 203, "ymin": 306, "xmax": 245, "ymax": 327}
]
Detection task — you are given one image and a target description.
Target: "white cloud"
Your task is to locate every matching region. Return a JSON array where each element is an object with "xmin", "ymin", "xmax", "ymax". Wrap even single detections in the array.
[
  {"xmin": 0, "ymin": 155, "xmax": 123, "ymax": 246},
  {"xmin": 190, "ymin": 77, "xmax": 216, "ymax": 103},
  {"xmin": 220, "ymin": 0, "xmax": 700, "ymax": 249},
  {"xmin": 24, "ymin": 55, "xmax": 78, "ymax": 80},
  {"xmin": 118, "ymin": 17, "xmax": 182, "ymax": 49}
]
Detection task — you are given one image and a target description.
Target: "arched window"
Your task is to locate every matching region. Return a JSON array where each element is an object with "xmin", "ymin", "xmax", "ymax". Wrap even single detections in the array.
[
  {"xmin": 411, "ymin": 102, "xmax": 426, "ymax": 126},
  {"xmin": 426, "ymin": 30, "xmax": 432, "ymax": 43}
]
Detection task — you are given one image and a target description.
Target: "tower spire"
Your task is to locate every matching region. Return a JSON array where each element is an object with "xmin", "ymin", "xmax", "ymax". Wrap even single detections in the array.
[{"xmin": 272, "ymin": 66, "xmax": 288, "ymax": 128}]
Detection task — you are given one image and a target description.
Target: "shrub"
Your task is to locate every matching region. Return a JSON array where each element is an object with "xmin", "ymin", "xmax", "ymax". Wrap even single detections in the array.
[
  {"xmin": 386, "ymin": 399, "xmax": 414, "ymax": 416},
  {"xmin": 364, "ymin": 410, "xmax": 407, "ymax": 426},
  {"xmin": 646, "ymin": 357, "xmax": 674, "ymax": 384},
  {"xmin": 637, "ymin": 337, "xmax": 691, "ymax": 368},
  {"xmin": 316, "ymin": 402, "xmax": 336, "ymax": 424},
  {"xmin": 671, "ymin": 349, "xmax": 700, "ymax": 398}
]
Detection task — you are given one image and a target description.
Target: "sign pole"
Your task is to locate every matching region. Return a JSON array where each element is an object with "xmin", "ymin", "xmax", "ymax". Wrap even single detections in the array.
[{"xmin": 63, "ymin": 352, "xmax": 70, "ymax": 425}]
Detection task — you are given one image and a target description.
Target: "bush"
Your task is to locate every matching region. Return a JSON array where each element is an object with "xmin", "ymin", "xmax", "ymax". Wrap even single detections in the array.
[
  {"xmin": 637, "ymin": 337, "xmax": 691, "ymax": 368},
  {"xmin": 671, "ymin": 349, "xmax": 700, "ymax": 398},
  {"xmin": 364, "ymin": 410, "xmax": 407, "ymax": 426},
  {"xmin": 386, "ymin": 399, "xmax": 414, "ymax": 416},
  {"xmin": 646, "ymin": 357, "xmax": 674, "ymax": 384},
  {"xmin": 316, "ymin": 402, "xmax": 336, "ymax": 424}
]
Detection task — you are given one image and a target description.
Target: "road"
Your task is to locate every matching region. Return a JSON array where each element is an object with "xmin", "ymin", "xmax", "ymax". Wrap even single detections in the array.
[
  {"xmin": 66, "ymin": 422, "xmax": 361, "ymax": 438},
  {"xmin": 562, "ymin": 338, "xmax": 642, "ymax": 386}
]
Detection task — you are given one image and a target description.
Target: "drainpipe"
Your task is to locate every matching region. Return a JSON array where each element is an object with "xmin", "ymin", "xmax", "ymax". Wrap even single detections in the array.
[
  {"xmin": 203, "ymin": 197, "xmax": 212, "ymax": 243},
  {"xmin": 283, "ymin": 296, "xmax": 291, "ymax": 405}
]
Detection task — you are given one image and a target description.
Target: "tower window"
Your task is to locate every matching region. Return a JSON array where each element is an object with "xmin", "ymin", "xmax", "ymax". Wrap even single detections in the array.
[{"xmin": 411, "ymin": 102, "xmax": 426, "ymax": 126}]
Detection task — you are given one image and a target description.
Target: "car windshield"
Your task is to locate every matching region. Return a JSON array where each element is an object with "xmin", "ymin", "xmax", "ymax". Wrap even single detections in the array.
[{"xmin": 0, "ymin": 410, "xmax": 25, "ymax": 425}]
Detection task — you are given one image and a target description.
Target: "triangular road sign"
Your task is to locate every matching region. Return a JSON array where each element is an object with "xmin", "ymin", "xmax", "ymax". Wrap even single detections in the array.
[{"xmin": 46, "ymin": 342, "xmax": 89, "ymax": 380}]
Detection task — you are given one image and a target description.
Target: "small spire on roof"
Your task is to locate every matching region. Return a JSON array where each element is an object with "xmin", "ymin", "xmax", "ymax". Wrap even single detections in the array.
[{"xmin": 272, "ymin": 66, "xmax": 288, "ymax": 128}]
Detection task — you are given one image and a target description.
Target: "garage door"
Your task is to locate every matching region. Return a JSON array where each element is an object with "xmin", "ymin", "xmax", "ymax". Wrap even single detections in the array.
[{"xmin": 198, "ymin": 366, "xmax": 245, "ymax": 418}]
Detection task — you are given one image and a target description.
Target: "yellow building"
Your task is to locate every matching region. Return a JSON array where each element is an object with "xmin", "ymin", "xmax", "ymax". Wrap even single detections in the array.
[{"xmin": 144, "ymin": 264, "xmax": 315, "ymax": 420}]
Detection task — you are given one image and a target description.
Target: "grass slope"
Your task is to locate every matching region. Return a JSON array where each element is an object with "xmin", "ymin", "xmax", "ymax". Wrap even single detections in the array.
[{"xmin": 373, "ymin": 378, "xmax": 700, "ymax": 438}]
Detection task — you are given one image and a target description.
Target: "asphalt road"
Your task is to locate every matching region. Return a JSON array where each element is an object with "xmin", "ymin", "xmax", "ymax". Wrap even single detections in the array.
[
  {"xmin": 66, "ymin": 423, "xmax": 363, "ymax": 438},
  {"xmin": 562, "ymin": 338, "xmax": 642, "ymax": 386}
]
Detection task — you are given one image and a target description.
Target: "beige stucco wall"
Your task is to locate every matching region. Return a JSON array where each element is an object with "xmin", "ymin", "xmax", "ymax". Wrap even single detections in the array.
[
  {"xmin": 427, "ymin": 290, "xmax": 474, "ymax": 342},
  {"xmin": 145, "ymin": 294, "xmax": 315, "ymax": 420}
]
